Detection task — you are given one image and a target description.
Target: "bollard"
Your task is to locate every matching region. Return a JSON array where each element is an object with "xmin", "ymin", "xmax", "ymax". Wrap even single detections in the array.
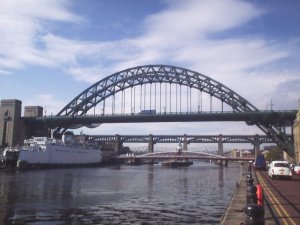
[
  {"xmin": 247, "ymin": 185, "xmax": 257, "ymax": 204},
  {"xmin": 247, "ymin": 185, "xmax": 257, "ymax": 193},
  {"xmin": 244, "ymin": 204, "xmax": 265, "ymax": 225},
  {"xmin": 247, "ymin": 163, "xmax": 253, "ymax": 173},
  {"xmin": 256, "ymin": 184, "xmax": 263, "ymax": 206},
  {"xmin": 246, "ymin": 178, "xmax": 254, "ymax": 186},
  {"xmin": 246, "ymin": 172, "xmax": 252, "ymax": 179}
]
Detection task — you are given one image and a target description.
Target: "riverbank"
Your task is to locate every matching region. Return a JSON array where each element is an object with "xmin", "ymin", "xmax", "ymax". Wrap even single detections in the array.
[{"xmin": 220, "ymin": 174, "xmax": 246, "ymax": 224}]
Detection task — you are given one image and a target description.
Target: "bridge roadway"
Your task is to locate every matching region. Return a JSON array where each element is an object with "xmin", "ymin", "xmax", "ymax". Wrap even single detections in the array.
[
  {"xmin": 26, "ymin": 110, "xmax": 297, "ymax": 128},
  {"xmin": 255, "ymin": 170, "xmax": 300, "ymax": 224}
]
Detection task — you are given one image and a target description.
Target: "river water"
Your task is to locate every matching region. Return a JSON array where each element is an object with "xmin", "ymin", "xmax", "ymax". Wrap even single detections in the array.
[{"xmin": 0, "ymin": 162, "xmax": 245, "ymax": 225}]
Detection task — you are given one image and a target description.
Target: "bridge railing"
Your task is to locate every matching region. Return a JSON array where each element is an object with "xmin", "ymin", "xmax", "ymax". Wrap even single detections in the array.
[{"xmin": 39, "ymin": 109, "xmax": 297, "ymax": 118}]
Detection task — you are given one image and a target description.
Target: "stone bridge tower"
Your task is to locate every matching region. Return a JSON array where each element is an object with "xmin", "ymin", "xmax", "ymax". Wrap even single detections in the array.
[
  {"xmin": 0, "ymin": 99, "xmax": 22, "ymax": 147},
  {"xmin": 0, "ymin": 99, "xmax": 44, "ymax": 147}
]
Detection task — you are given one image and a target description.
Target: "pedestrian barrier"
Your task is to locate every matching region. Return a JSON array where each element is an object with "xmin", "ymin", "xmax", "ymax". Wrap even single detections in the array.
[
  {"xmin": 256, "ymin": 184, "xmax": 263, "ymax": 206},
  {"xmin": 243, "ymin": 165, "xmax": 265, "ymax": 225},
  {"xmin": 244, "ymin": 204, "xmax": 265, "ymax": 225}
]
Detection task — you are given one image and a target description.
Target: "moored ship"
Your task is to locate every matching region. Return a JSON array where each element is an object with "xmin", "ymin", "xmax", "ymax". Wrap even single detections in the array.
[
  {"xmin": 162, "ymin": 159, "xmax": 193, "ymax": 168},
  {"xmin": 2, "ymin": 132, "xmax": 102, "ymax": 169}
]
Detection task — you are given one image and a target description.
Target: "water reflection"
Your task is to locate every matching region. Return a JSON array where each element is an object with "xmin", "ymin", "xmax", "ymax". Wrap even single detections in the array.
[
  {"xmin": 218, "ymin": 165, "xmax": 224, "ymax": 187},
  {"xmin": 0, "ymin": 162, "xmax": 243, "ymax": 224},
  {"xmin": 147, "ymin": 165, "xmax": 153, "ymax": 199}
]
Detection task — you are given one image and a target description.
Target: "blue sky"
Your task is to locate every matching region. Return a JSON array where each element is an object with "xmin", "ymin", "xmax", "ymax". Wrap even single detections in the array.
[{"xmin": 0, "ymin": 0, "xmax": 299, "ymax": 148}]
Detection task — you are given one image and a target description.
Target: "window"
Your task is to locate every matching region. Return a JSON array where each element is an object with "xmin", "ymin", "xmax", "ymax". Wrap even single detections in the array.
[{"xmin": 274, "ymin": 163, "xmax": 289, "ymax": 168}]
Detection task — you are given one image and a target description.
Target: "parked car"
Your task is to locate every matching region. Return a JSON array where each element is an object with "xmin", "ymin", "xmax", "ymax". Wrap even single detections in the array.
[
  {"xmin": 268, "ymin": 161, "xmax": 293, "ymax": 180},
  {"xmin": 293, "ymin": 165, "xmax": 300, "ymax": 175}
]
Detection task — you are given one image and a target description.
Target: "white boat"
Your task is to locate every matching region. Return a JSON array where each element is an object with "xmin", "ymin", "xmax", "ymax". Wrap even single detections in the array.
[{"xmin": 15, "ymin": 132, "xmax": 102, "ymax": 169}]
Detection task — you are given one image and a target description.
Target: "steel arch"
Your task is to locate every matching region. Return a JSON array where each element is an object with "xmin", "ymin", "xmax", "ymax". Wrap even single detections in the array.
[
  {"xmin": 56, "ymin": 65, "xmax": 294, "ymax": 156},
  {"xmin": 58, "ymin": 65, "xmax": 257, "ymax": 116}
]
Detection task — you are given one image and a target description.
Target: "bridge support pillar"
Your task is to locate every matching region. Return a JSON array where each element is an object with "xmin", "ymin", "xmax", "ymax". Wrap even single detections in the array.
[
  {"xmin": 218, "ymin": 134, "xmax": 224, "ymax": 156},
  {"xmin": 0, "ymin": 99, "xmax": 22, "ymax": 147},
  {"xmin": 114, "ymin": 134, "xmax": 122, "ymax": 154},
  {"xmin": 183, "ymin": 134, "xmax": 188, "ymax": 151},
  {"xmin": 254, "ymin": 134, "xmax": 261, "ymax": 158},
  {"xmin": 224, "ymin": 159, "xmax": 228, "ymax": 167},
  {"xmin": 148, "ymin": 134, "xmax": 154, "ymax": 153},
  {"xmin": 218, "ymin": 134, "xmax": 225, "ymax": 166}
]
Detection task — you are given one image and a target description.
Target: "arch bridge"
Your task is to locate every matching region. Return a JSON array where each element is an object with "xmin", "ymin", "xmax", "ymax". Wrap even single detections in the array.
[{"xmin": 35, "ymin": 65, "xmax": 295, "ymax": 157}]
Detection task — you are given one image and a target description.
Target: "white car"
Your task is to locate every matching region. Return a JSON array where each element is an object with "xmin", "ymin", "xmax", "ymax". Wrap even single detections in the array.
[
  {"xmin": 268, "ymin": 161, "xmax": 293, "ymax": 180},
  {"xmin": 293, "ymin": 165, "xmax": 300, "ymax": 175}
]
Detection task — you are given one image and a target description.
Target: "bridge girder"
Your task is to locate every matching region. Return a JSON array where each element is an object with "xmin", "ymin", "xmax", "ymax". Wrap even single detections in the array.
[
  {"xmin": 88, "ymin": 134, "xmax": 276, "ymax": 145},
  {"xmin": 54, "ymin": 65, "xmax": 295, "ymax": 156}
]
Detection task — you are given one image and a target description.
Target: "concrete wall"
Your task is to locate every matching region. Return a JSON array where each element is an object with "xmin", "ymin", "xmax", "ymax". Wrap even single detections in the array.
[{"xmin": 293, "ymin": 107, "xmax": 300, "ymax": 163}]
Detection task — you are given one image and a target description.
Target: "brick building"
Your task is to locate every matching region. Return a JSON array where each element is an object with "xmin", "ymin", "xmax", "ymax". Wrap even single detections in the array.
[{"xmin": 293, "ymin": 106, "xmax": 300, "ymax": 162}]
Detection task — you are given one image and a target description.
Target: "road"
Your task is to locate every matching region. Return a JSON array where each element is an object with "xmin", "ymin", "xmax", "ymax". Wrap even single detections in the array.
[{"xmin": 256, "ymin": 170, "xmax": 300, "ymax": 225}]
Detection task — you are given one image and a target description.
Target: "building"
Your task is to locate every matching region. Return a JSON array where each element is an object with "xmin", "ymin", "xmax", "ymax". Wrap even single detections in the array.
[
  {"xmin": 293, "ymin": 106, "xmax": 300, "ymax": 163},
  {"xmin": 0, "ymin": 99, "xmax": 44, "ymax": 147},
  {"xmin": 241, "ymin": 150, "xmax": 252, "ymax": 157},
  {"xmin": 231, "ymin": 149, "xmax": 240, "ymax": 158},
  {"xmin": 231, "ymin": 149, "xmax": 253, "ymax": 158}
]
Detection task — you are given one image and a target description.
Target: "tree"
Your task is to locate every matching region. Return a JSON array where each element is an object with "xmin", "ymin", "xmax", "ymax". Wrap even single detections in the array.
[{"xmin": 265, "ymin": 146, "xmax": 283, "ymax": 161}]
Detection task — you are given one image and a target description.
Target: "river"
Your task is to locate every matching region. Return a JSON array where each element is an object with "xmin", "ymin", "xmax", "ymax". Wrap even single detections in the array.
[{"xmin": 0, "ymin": 162, "xmax": 245, "ymax": 225}]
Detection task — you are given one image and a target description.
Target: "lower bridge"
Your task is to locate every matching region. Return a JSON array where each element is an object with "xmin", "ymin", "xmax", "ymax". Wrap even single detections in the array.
[
  {"xmin": 117, "ymin": 151, "xmax": 255, "ymax": 162},
  {"xmin": 89, "ymin": 134, "xmax": 274, "ymax": 158}
]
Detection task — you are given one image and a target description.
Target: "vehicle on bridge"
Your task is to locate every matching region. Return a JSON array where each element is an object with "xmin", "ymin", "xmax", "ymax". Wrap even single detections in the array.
[
  {"xmin": 268, "ymin": 161, "xmax": 293, "ymax": 180},
  {"xmin": 139, "ymin": 109, "xmax": 156, "ymax": 115}
]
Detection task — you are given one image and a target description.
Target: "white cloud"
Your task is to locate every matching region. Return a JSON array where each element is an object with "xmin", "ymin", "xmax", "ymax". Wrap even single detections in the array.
[
  {"xmin": 0, "ymin": 0, "xmax": 82, "ymax": 72},
  {"xmin": 144, "ymin": 0, "xmax": 263, "ymax": 41},
  {"xmin": 1, "ymin": 0, "xmax": 81, "ymax": 22},
  {"xmin": 23, "ymin": 94, "xmax": 65, "ymax": 116},
  {"xmin": 0, "ymin": 69, "xmax": 12, "ymax": 76},
  {"xmin": 1, "ymin": 0, "xmax": 295, "ymax": 90},
  {"xmin": 0, "ymin": 0, "xmax": 299, "ymax": 140},
  {"xmin": 67, "ymin": 66, "xmax": 105, "ymax": 83}
]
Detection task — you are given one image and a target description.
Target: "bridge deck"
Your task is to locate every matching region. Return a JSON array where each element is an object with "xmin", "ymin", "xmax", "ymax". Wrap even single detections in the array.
[{"xmin": 118, "ymin": 151, "xmax": 254, "ymax": 161}]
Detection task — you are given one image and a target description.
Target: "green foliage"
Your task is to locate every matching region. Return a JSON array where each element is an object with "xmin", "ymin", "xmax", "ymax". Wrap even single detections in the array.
[{"xmin": 265, "ymin": 146, "xmax": 283, "ymax": 161}]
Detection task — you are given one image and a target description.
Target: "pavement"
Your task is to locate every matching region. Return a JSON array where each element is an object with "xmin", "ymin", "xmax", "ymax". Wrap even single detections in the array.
[
  {"xmin": 220, "ymin": 175, "xmax": 247, "ymax": 224},
  {"xmin": 221, "ymin": 169, "xmax": 276, "ymax": 225}
]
